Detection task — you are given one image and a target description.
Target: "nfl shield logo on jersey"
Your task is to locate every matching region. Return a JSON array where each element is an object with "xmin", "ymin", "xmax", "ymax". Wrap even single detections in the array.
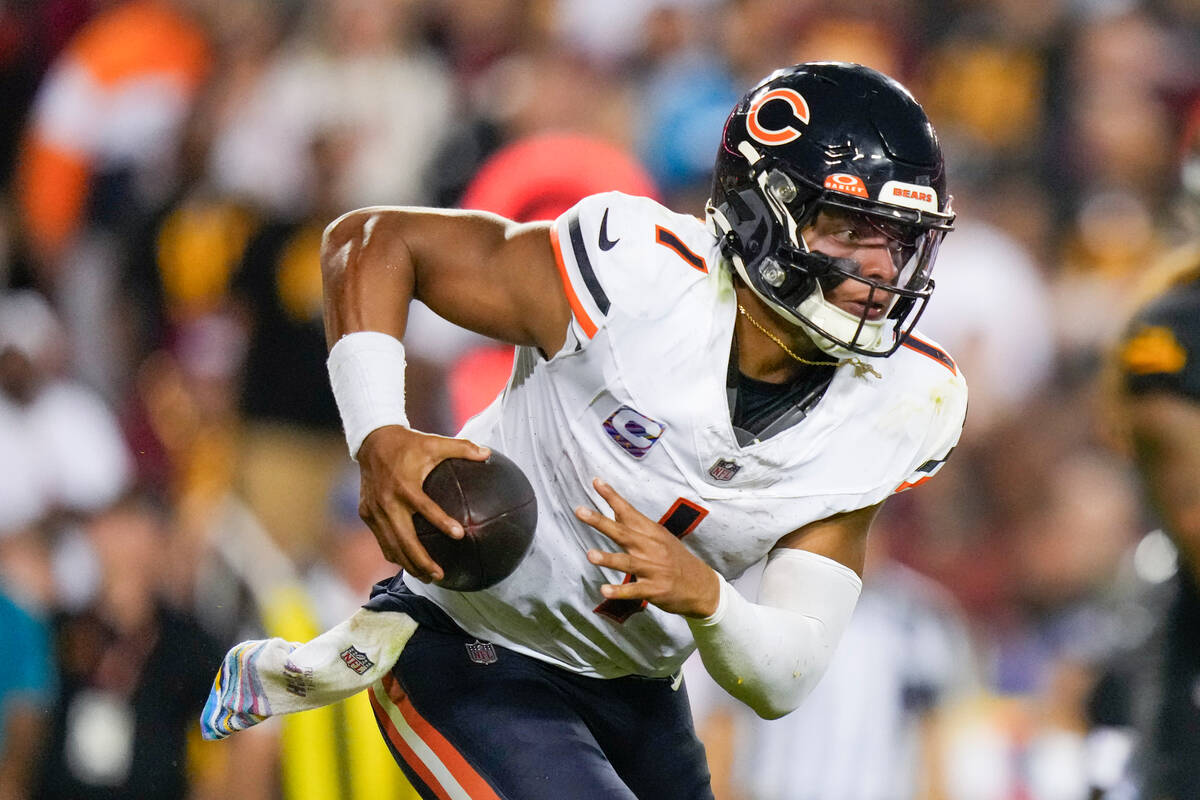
[
  {"xmin": 465, "ymin": 640, "xmax": 499, "ymax": 665},
  {"xmin": 339, "ymin": 645, "xmax": 375, "ymax": 675},
  {"xmin": 707, "ymin": 458, "xmax": 741, "ymax": 481}
]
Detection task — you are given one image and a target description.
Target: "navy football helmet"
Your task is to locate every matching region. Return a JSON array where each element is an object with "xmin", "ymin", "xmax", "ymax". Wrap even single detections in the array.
[{"xmin": 707, "ymin": 62, "xmax": 954, "ymax": 358}]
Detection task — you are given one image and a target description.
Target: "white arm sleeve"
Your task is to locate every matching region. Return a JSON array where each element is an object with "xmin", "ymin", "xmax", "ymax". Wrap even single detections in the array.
[{"xmin": 686, "ymin": 548, "xmax": 863, "ymax": 719}]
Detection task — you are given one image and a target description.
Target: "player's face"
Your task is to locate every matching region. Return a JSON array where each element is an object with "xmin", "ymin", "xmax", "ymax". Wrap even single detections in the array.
[{"xmin": 802, "ymin": 209, "xmax": 917, "ymax": 320}]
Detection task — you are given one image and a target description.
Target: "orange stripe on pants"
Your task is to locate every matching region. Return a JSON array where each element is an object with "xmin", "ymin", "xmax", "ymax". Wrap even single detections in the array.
[{"xmin": 370, "ymin": 675, "xmax": 502, "ymax": 800}]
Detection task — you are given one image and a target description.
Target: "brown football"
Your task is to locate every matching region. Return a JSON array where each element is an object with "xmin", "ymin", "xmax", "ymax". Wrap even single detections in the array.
[{"xmin": 413, "ymin": 451, "xmax": 538, "ymax": 592}]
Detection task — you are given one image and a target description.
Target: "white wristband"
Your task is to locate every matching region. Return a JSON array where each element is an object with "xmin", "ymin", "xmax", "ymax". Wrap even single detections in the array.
[{"xmin": 327, "ymin": 331, "xmax": 410, "ymax": 459}]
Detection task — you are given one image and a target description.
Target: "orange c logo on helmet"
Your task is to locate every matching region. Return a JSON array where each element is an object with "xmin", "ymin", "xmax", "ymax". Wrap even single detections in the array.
[{"xmin": 747, "ymin": 88, "xmax": 810, "ymax": 146}]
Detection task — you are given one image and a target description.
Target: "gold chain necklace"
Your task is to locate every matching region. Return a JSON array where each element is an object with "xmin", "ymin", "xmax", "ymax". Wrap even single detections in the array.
[{"xmin": 736, "ymin": 303, "xmax": 882, "ymax": 379}]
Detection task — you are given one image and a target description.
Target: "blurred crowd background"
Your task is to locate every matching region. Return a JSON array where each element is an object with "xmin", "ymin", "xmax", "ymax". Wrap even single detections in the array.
[{"xmin": 0, "ymin": 0, "xmax": 1197, "ymax": 798}]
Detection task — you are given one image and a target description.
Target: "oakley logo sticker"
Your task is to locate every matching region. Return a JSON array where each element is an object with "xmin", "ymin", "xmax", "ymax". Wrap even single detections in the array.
[
  {"xmin": 747, "ymin": 88, "xmax": 810, "ymax": 146},
  {"xmin": 603, "ymin": 405, "xmax": 666, "ymax": 459},
  {"xmin": 824, "ymin": 173, "xmax": 868, "ymax": 198}
]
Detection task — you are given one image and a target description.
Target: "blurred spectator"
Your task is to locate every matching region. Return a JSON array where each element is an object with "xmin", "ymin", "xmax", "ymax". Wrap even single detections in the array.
[
  {"xmin": 717, "ymin": 0, "xmax": 813, "ymax": 88},
  {"xmin": 0, "ymin": 289, "xmax": 133, "ymax": 523},
  {"xmin": 0, "ymin": 558, "xmax": 56, "ymax": 800},
  {"xmin": 459, "ymin": 133, "xmax": 659, "ymax": 224},
  {"xmin": 909, "ymin": 452, "xmax": 1138, "ymax": 800},
  {"xmin": 929, "ymin": 689, "xmax": 1093, "ymax": 800},
  {"xmin": 202, "ymin": 466, "xmax": 419, "ymax": 800},
  {"xmin": 1061, "ymin": 8, "xmax": 1186, "ymax": 203},
  {"xmin": 301, "ymin": 0, "xmax": 455, "ymax": 210},
  {"xmin": 190, "ymin": 0, "xmax": 311, "ymax": 220},
  {"xmin": 632, "ymin": 6, "xmax": 738, "ymax": 207},
  {"xmin": 790, "ymin": 8, "xmax": 909, "ymax": 77},
  {"xmin": 428, "ymin": 0, "xmax": 540, "ymax": 83},
  {"xmin": 921, "ymin": 1, "xmax": 1056, "ymax": 173},
  {"xmin": 988, "ymin": 451, "xmax": 1137, "ymax": 695},
  {"xmin": 0, "ymin": 0, "xmax": 96, "ymax": 195},
  {"xmin": 32, "ymin": 491, "xmax": 225, "ymax": 800},
  {"xmin": 14, "ymin": 0, "xmax": 212, "ymax": 396},
  {"xmin": 686, "ymin": 524, "xmax": 975, "ymax": 800},
  {"xmin": 1047, "ymin": 7, "xmax": 1194, "ymax": 370},
  {"xmin": 422, "ymin": 45, "xmax": 636, "ymax": 209},
  {"xmin": 0, "ymin": 289, "xmax": 130, "ymax": 611},
  {"xmin": 909, "ymin": 186, "xmax": 1057, "ymax": 438},
  {"xmin": 1090, "ymin": 122, "xmax": 1200, "ymax": 799},
  {"xmin": 438, "ymin": 131, "xmax": 659, "ymax": 430},
  {"xmin": 224, "ymin": 134, "xmax": 349, "ymax": 567},
  {"xmin": 554, "ymin": 0, "xmax": 666, "ymax": 65},
  {"xmin": 16, "ymin": 0, "xmax": 210, "ymax": 266},
  {"xmin": 127, "ymin": 313, "xmax": 249, "ymax": 613},
  {"xmin": 0, "ymin": 391, "xmax": 57, "ymax": 800}
]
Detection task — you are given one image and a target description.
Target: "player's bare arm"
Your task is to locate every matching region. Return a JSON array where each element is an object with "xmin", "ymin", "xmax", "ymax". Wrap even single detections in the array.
[
  {"xmin": 322, "ymin": 207, "xmax": 569, "ymax": 352},
  {"xmin": 320, "ymin": 207, "xmax": 570, "ymax": 579},
  {"xmin": 1125, "ymin": 392, "xmax": 1200, "ymax": 581}
]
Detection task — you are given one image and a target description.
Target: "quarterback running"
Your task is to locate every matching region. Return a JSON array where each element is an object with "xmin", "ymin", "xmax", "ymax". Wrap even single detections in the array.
[{"xmin": 202, "ymin": 62, "xmax": 967, "ymax": 799}]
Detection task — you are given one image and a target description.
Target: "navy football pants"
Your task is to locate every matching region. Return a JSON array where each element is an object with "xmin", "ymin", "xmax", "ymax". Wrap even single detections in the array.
[{"xmin": 365, "ymin": 578, "xmax": 714, "ymax": 799}]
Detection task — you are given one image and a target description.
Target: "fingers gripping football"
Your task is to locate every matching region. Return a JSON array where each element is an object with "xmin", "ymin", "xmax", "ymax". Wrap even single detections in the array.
[
  {"xmin": 356, "ymin": 425, "xmax": 489, "ymax": 581},
  {"xmin": 577, "ymin": 479, "xmax": 720, "ymax": 619}
]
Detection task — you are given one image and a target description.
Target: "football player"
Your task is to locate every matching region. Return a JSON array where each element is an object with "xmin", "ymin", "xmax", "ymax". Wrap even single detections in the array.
[
  {"xmin": 208, "ymin": 62, "xmax": 968, "ymax": 799},
  {"xmin": 1101, "ymin": 124, "xmax": 1200, "ymax": 799}
]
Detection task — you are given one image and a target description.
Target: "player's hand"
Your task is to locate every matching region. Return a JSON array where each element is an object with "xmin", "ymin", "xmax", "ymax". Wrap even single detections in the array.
[
  {"xmin": 356, "ymin": 425, "xmax": 490, "ymax": 582},
  {"xmin": 576, "ymin": 478, "xmax": 721, "ymax": 618}
]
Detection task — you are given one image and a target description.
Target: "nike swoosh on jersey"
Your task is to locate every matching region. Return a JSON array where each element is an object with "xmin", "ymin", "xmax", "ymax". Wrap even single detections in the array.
[{"xmin": 598, "ymin": 208, "xmax": 620, "ymax": 251}]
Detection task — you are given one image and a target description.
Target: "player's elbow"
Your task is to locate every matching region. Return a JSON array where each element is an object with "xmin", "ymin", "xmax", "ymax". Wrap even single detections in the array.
[
  {"xmin": 719, "ymin": 662, "xmax": 819, "ymax": 720},
  {"xmin": 321, "ymin": 209, "xmax": 371, "ymax": 280},
  {"xmin": 321, "ymin": 211, "xmax": 355, "ymax": 279},
  {"xmin": 741, "ymin": 678, "xmax": 813, "ymax": 720},
  {"xmin": 320, "ymin": 208, "xmax": 417, "ymax": 293},
  {"xmin": 751, "ymin": 698, "xmax": 795, "ymax": 721}
]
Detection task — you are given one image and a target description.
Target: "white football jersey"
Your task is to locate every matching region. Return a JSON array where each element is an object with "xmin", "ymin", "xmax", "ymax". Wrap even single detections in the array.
[{"xmin": 405, "ymin": 192, "xmax": 967, "ymax": 679}]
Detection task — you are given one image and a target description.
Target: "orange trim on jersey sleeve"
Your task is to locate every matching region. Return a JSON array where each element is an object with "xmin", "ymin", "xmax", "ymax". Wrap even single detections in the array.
[
  {"xmin": 549, "ymin": 225, "xmax": 598, "ymax": 339},
  {"xmin": 895, "ymin": 474, "xmax": 933, "ymax": 493},
  {"xmin": 372, "ymin": 675, "xmax": 502, "ymax": 800},
  {"xmin": 901, "ymin": 335, "xmax": 957, "ymax": 374},
  {"xmin": 17, "ymin": 138, "xmax": 90, "ymax": 257}
]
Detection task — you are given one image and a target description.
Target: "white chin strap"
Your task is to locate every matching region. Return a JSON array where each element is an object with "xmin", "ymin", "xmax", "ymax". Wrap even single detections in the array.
[
  {"xmin": 795, "ymin": 285, "xmax": 890, "ymax": 358},
  {"xmin": 705, "ymin": 204, "xmax": 891, "ymax": 360}
]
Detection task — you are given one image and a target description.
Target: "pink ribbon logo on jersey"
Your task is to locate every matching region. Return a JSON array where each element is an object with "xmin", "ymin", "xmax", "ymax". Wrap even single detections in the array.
[{"xmin": 602, "ymin": 405, "xmax": 666, "ymax": 459}]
